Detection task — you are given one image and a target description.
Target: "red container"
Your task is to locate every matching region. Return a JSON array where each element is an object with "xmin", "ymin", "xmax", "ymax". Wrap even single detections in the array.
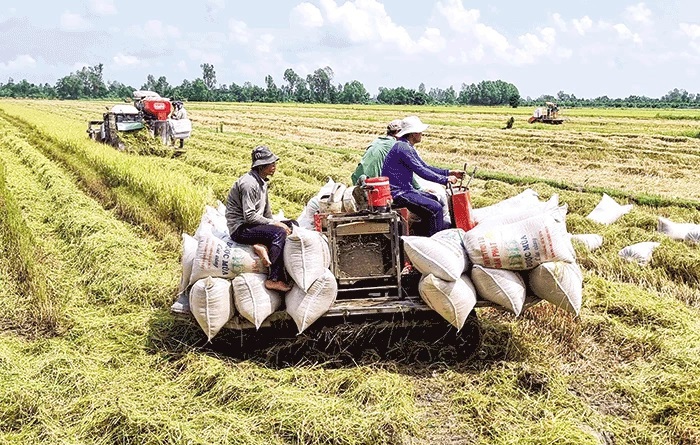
[
  {"xmin": 365, "ymin": 176, "xmax": 392, "ymax": 210},
  {"xmin": 141, "ymin": 98, "xmax": 172, "ymax": 121},
  {"xmin": 447, "ymin": 185, "xmax": 476, "ymax": 231}
]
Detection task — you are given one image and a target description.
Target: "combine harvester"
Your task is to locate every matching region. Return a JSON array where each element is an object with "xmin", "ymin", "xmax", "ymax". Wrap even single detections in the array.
[
  {"xmin": 528, "ymin": 101, "xmax": 564, "ymax": 124},
  {"xmin": 174, "ymin": 173, "xmax": 583, "ymax": 363},
  {"xmin": 87, "ymin": 90, "xmax": 192, "ymax": 154}
]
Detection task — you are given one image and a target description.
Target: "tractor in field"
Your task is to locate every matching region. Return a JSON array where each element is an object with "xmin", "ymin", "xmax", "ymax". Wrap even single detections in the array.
[
  {"xmin": 528, "ymin": 101, "xmax": 564, "ymax": 124},
  {"xmin": 87, "ymin": 90, "xmax": 192, "ymax": 153}
]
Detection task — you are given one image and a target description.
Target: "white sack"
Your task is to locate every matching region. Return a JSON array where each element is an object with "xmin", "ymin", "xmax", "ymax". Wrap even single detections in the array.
[
  {"xmin": 402, "ymin": 228, "xmax": 468, "ymax": 282},
  {"xmin": 297, "ymin": 196, "xmax": 321, "ymax": 230},
  {"xmin": 477, "ymin": 194, "xmax": 561, "ymax": 227},
  {"xmin": 419, "ymin": 273, "xmax": 477, "ymax": 331},
  {"xmin": 215, "ymin": 200, "xmax": 226, "ymax": 216},
  {"xmin": 686, "ymin": 230, "xmax": 700, "ymax": 244},
  {"xmin": 570, "ymin": 234, "xmax": 604, "ymax": 252},
  {"xmin": 297, "ymin": 178, "xmax": 336, "ymax": 229},
  {"xmin": 657, "ymin": 216, "xmax": 700, "ymax": 241},
  {"xmin": 471, "ymin": 189, "xmax": 540, "ymax": 224},
  {"xmin": 586, "ymin": 193, "xmax": 633, "ymax": 225},
  {"xmin": 619, "ymin": 242, "xmax": 660, "ymax": 266},
  {"xmin": 285, "ymin": 269, "xmax": 338, "ymax": 334},
  {"xmin": 319, "ymin": 183, "xmax": 346, "ymax": 214},
  {"xmin": 194, "ymin": 205, "xmax": 229, "ymax": 240},
  {"xmin": 284, "ymin": 226, "xmax": 331, "ymax": 291},
  {"xmin": 464, "ymin": 208, "xmax": 576, "ymax": 270},
  {"xmin": 232, "ymin": 273, "xmax": 282, "ymax": 329},
  {"xmin": 168, "ymin": 118, "xmax": 192, "ymax": 139},
  {"xmin": 189, "ymin": 276, "xmax": 234, "ymax": 341},
  {"xmin": 528, "ymin": 262, "xmax": 583, "ymax": 316},
  {"xmin": 177, "ymin": 233, "xmax": 198, "ymax": 295},
  {"xmin": 189, "ymin": 234, "xmax": 267, "ymax": 285},
  {"xmin": 470, "ymin": 265, "xmax": 526, "ymax": 316},
  {"xmin": 413, "ymin": 175, "xmax": 450, "ymax": 225}
]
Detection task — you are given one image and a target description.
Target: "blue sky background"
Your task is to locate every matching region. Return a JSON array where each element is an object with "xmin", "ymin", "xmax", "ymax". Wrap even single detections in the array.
[{"xmin": 0, "ymin": 0, "xmax": 698, "ymax": 98}]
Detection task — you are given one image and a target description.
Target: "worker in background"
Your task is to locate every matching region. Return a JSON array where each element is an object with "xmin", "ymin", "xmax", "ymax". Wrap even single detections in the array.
[
  {"xmin": 225, "ymin": 146, "xmax": 296, "ymax": 292},
  {"xmin": 171, "ymin": 100, "xmax": 188, "ymax": 120},
  {"xmin": 381, "ymin": 116, "xmax": 464, "ymax": 237}
]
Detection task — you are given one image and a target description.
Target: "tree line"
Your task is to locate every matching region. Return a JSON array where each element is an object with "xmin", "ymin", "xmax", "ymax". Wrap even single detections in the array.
[{"xmin": 1, "ymin": 62, "xmax": 698, "ymax": 109}]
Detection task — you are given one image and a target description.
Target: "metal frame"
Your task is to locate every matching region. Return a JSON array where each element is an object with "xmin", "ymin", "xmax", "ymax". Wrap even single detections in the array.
[{"xmin": 326, "ymin": 211, "xmax": 402, "ymax": 297}]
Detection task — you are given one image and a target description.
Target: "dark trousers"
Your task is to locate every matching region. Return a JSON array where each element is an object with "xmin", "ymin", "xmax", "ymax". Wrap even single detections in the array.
[
  {"xmin": 232, "ymin": 220, "xmax": 297, "ymax": 281},
  {"xmin": 393, "ymin": 190, "xmax": 445, "ymax": 237}
]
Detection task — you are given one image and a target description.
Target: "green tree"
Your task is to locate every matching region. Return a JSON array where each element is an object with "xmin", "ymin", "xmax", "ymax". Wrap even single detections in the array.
[
  {"xmin": 307, "ymin": 66, "xmax": 335, "ymax": 103},
  {"xmin": 338, "ymin": 80, "xmax": 369, "ymax": 104},
  {"xmin": 264, "ymin": 75, "xmax": 282, "ymax": 102},
  {"xmin": 201, "ymin": 63, "xmax": 217, "ymax": 91}
]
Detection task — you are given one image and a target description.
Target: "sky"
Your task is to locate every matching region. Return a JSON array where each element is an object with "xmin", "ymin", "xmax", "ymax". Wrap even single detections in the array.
[{"xmin": 0, "ymin": 0, "xmax": 698, "ymax": 99}]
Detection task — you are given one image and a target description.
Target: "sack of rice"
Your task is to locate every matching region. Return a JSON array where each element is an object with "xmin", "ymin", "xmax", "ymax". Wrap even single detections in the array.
[
  {"xmin": 463, "ymin": 208, "xmax": 576, "ymax": 270},
  {"xmin": 189, "ymin": 276, "xmax": 234, "ymax": 341},
  {"xmin": 471, "ymin": 188, "xmax": 540, "ymax": 224},
  {"xmin": 177, "ymin": 233, "xmax": 198, "ymax": 295},
  {"xmin": 619, "ymin": 242, "xmax": 660, "ymax": 266},
  {"xmin": 189, "ymin": 234, "xmax": 267, "ymax": 285},
  {"xmin": 570, "ymin": 234, "xmax": 604, "ymax": 252},
  {"xmin": 194, "ymin": 205, "xmax": 229, "ymax": 240},
  {"xmin": 478, "ymin": 194, "xmax": 561, "ymax": 227},
  {"xmin": 471, "ymin": 265, "xmax": 526, "ymax": 316},
  {"xmin": 285, "ymin": 269, "xmax": 338, "ymax": 334},
  {"xmin": 657, "ymin": 216, "xmax": 700, "ymax": 241},
  {"xmin": 528, "ymin": 262, "xmax": 583, "ymax": 316},
  {"xmin": 402, "ymin": 228, "xmax": 468, "ymax": 281},
  {"xmin": 586, "ymin": 193, "xmax": 632, "ymax": 225},
  {"xmin": 284, "ymin": 226, "xmax": 331, "ymax": 291},
  {"xmin": 418, "ymin": 273, "xmax": 477, "ymax": 331},
  {"xmin": 232, "ymin": 273, "xmax": 282, "ymax": 329}
]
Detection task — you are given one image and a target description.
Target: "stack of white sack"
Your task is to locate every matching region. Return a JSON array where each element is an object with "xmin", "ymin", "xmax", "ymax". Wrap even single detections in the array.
[
  {"xmin": 173, "ymin": 203, "xmax": 283, "ymax": 340},
  {"xmin": 403, "ymin": 229, "xmax": 477, "ymax": 330},
  {"xmin": 283, "ymin": 226, "xmax": 337, "ymax": 333},
  {"xmin": 464, "ymin": 192, "xmax": 583, "ymax": 316},
  {"xmin": 404, "ymin": 191, "xmax": 586, "ymax": 318}
]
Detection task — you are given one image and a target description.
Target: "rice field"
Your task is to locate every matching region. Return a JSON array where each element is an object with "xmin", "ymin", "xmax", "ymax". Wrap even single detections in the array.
[{"xmin": 0, "ymin": 99, "xmax": 699, "ymax": 444}]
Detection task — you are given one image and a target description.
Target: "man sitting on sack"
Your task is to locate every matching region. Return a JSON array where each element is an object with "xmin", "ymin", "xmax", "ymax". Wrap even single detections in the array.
[
  {"xmin": 225, "ymin": 146, "xmax": 296, "ymax": 292},
  {"xmin": 382, "ymin": 116, "xmax": 463, "ymax": 237}
]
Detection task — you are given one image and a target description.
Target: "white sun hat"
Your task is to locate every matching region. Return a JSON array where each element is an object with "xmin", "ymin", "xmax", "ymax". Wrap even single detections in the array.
[{"xmin": 397, "ymin": 116, "xmax": 429, "ymax": 137}]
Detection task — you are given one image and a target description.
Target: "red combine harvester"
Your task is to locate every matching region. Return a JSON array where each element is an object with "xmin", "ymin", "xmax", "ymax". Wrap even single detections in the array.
[{"xmin": 87, "ymin": 90, "xmax": 191, "ymax": 152}]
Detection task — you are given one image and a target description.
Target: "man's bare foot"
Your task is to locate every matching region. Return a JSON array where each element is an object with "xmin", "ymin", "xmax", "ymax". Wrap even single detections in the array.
[
  {"xmin": 265, "ymin": 279, "xmax": 292, "ymax": 292},
  {"xmin": 253, "ymin": 244, "xmax": 271, "ymax": 267}
]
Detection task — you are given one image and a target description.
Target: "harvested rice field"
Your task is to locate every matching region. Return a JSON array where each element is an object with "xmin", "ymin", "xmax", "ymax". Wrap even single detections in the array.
[{"xmin": 0, "ymin": 99, "xmax": 699, "ymax": 444}]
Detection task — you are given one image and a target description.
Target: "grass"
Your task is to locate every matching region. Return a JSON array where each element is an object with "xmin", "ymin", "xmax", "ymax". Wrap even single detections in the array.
[{"xmin": 0, "ymin": 99, "xmax": 698, "ymax": 444}]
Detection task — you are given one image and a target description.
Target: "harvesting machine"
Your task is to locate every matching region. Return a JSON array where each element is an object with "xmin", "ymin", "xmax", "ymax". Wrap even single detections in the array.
[
  {"xmin": 87, "ymin": 90, "xmax": 192, "ymax": 152},
  {"xmin": 528, "ymin": 101, "xmax": 564, "ymax": 124},
  {"xmin": 172, "ymin": 174, "xmax": 537, "ymax": 363}
]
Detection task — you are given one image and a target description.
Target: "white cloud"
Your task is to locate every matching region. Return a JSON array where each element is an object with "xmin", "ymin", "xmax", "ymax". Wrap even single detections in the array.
[
  {"xmin": 113, "ymin": 53, "xmax": 140, "ymax": 67},
  {"xmin": 436, "ymin": 0, "xmax": 480, "ymax": 32},
  {"xmin": 551, "ymin": 13, "xmax": 567, "ymax": 32},
  {"xmin": 60, "ymin": 11, "xmax": 90, "ymax": 31},
  {"xmin": 228, "ymin": 19, "xmax": 250, "ymax": 44},
  {"xmin": 0, "ymin": 54, "xmax": 36, "ymax": 70},
  {"xmin": 572, "ymin": 16, "xmax": 593, "ymax": 35},
  {"xmin": 291, "ymin": 2, "xmax": 324, "ymax": 28},
  {"xmin": 626, "ymin": 3, "xmax": 652, "ymax": 25},
  {"xmin": 255, "ymin": 34, "xmax": 275, "ymax": 53},
  {"xmin": 90, "ymin": 0, "xmax": 116, "ymax": 16},
  {"xmin": 680, "ymin": 23, "xmax": 700, "ymax": 39},
  {"xmin": 613, "ymin": 23, "xmax": 642, "ymax": 43}
]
